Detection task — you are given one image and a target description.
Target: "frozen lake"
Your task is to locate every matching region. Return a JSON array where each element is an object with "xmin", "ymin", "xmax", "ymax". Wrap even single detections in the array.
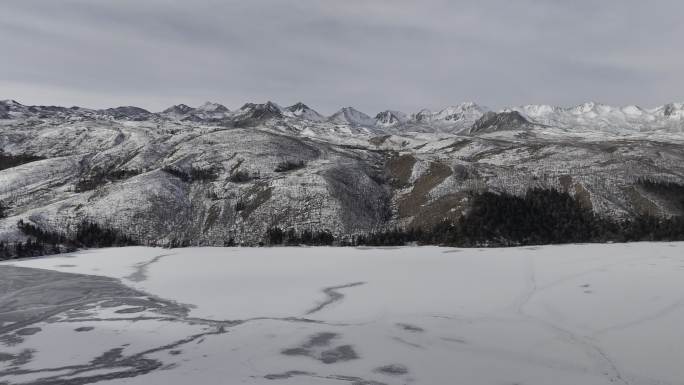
[{"xmin": 1, "ymin": 243, "xmax": 684, "ymax": 384}]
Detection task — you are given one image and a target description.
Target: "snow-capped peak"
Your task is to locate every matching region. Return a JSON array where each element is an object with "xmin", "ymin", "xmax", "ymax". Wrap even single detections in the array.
[
  {"xmin": 1, "ymin": 99, "xmax": 23, "ymax": 107},
  {"xmin": 402, "ymin": 103, "xmax": 489, "ymax": 133},
  {"xmin": 101, "ymin": 106, "xmax": 152, "ymax": 121},
  {"xmin": 375, "ymin": 110, "xmax": 408, "ymax": 127},
  {"xmin": 502, "ymin": 102, "xmax": 684, "ymax": 134},
  {"xmin": 433, "ymin": 102, "xmax": 488, "ymax": 121},
  {"xmin": 511, "ymin": 104, "xmax": 561, "ymax": 117},
  {"xmin": 197, "ymin": 102, "xmax": 229, "ymax": 113},
  {"xmin": 621, "ymin": 105, "xmax": 643, "ymax": 115},
  {"xmin": 284, "ymin": 102, "xmax": 324, "ymax": 121},
  {"xmin": 0, "ymin": 100, "xmax": 23, "ymax": 119},
  {"xmin": 654, "ymin": 102, "xmax": 684, "ymax": 118},
  {"xmin": 234, "ymin": 101, "xmax": 284, "ymax": 120},
  {"xmin": 411, "ymin": 109, "xmax": 434, "ymax": 123},
  {"xmin": 162, "ymin": 104, "xmax": 195, "ymax": 115},
  {"xmin": 328, "ymin": 107, "xmax": 375, "ymax": 127},
  {"xmin": 470, "ymin": 110, "xmax": 531, "ymax": 134},
  {"xmin": 569, "ymin": 101, "xmax": 613, "ymax": 115}
]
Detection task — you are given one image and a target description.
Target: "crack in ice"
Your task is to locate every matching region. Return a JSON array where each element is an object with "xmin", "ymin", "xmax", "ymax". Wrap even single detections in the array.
[{"xmin": 305, "ymin": 282, "xmax": 366, "ymax": 315}]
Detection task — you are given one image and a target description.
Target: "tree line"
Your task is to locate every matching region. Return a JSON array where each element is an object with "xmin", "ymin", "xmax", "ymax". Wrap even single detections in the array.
[
  {"xmin": 343, "ymin": 188, "xmax": 684, "ymax": 247},
  {"xmin": 1, "ymin": 187, "xmax": 683, "ymax": 260},
  {"xmin": 266, "ymin": 227, "xmax": 335, "ymax": 246},
  {"xmin": 264, "ymin": 188, "xmax": 684, "ymax": 247},
  {"xmin": 0, "ymin": 151, "xmax": 45, "ymax": 171},
  {"xmin": 274, "ymin": 160, "xmax": 306, "ymax": 173},
  {"xmin": 0, "ymin": 220, "xmax": 138, "ymax": 260},
  {"xmin": 637, "ymin": 178, "xmax": 684, "ymax": 210},
  {"xmin": 75, "ymin": 168, "xmax": 142, "ymax": 192},
  {"xmin": 162, "ymin": 166, "xmax": 219, "ymax": 183}
]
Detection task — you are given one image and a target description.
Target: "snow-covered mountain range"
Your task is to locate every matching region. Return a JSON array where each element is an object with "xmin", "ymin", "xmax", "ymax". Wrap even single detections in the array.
[
  {"xmin": 4, "ymin": 99, "xmax": 682, "ymax": 134},
  {"xmin": 1, "ymin": 98, "xmax": 683, "ymax": 245}
]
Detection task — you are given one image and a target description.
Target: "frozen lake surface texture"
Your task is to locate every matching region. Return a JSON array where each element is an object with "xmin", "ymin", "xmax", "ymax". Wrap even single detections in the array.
[{"xmin": 1, "ymin": 243, "xmax": 683, "ymax": 385}]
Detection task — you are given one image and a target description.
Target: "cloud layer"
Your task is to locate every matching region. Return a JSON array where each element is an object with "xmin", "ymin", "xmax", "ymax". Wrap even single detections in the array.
[{"xmin": 1, "ymin": 0, "xmax": 682, "ymax": 114}]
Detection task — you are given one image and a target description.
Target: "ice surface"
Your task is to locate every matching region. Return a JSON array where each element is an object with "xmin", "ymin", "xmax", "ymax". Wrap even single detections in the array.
[{"xmin": 1, "ymin": 243, "xmax": 683, "ymax": 384}]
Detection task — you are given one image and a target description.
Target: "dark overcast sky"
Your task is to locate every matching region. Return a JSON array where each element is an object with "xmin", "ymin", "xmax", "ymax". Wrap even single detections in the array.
[{"xmin": 1, "ymin": 0, "xmax": 682, "ymax": 114}]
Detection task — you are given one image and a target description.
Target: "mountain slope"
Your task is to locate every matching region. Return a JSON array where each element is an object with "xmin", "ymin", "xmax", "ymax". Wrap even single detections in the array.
[
  {"xmin": 328, "ymin": 107, "xmax": 376, "ymax": 127},
  {"xmin": 1, "ymin": 99, "xmax": 683, "ymax": 245}
]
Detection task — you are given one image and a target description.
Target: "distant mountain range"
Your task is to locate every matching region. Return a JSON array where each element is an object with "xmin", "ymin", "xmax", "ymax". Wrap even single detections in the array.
[
  {"xmin": 3, "ymin": 99, "xmax": 683, "ymax": 134},
  {"xmin": 1, "ymin": 98, "xmax": 683, "ymax": 246}
]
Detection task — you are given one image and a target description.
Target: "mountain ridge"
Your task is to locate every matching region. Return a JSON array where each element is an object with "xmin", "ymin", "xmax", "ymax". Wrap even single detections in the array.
[
  {"xmin": 1, "ymin": 97, "xmax": 683, "ymax": 246},
  {"xmin": 2, "ymin": 99, "xmax": 682, "ymax": 134}
]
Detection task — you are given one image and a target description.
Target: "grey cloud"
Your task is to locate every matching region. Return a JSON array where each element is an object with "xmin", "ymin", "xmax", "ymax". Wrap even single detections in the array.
[{"xmin": 0, "ymin": 0, "xmax": 682, "ymax": 114}]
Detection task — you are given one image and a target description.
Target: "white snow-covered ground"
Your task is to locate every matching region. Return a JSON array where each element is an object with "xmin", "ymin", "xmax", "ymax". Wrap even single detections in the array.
[{"xmin": 1, "ymin": 243, "xmax": 684, "ymax": 384}]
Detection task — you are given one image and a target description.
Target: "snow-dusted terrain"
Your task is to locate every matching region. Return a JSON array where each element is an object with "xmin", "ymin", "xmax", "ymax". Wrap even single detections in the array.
[
  {"xmin": 1, "ymin": 243, "xmax": 684, "ymax": 384},
  {"xmin": 1, "ymin": 99, "xmax": 684, "ymax": 245}
]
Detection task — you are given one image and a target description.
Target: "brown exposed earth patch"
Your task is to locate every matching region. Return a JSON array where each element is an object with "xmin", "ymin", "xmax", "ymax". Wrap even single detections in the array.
[
  {"xmin": 398, "ymin": 161, "xmax": 453, "ymax": 221},
  {"xmin": 386, "ymin": 154, "xmax": 417, "ymax": 187},
  {"xmin": 624, "ymin": 186, "xmax": 659, "ymax": 216},
  {"xmin": 410, "ymin": 192, "xmax": 469, "ymax": 229},
  {"xmin": 573, "ymin": 183, "xmax": 593, "ymax": 210}
]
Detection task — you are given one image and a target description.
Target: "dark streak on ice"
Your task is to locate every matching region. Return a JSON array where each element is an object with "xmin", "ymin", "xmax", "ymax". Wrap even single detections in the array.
[
  {"xmin": 124, "ymin": 253, "xmax": 174, "ymax": 282},
  {"xmin": 263, "ymin": 371, "xmax": 387, "ymax": 385},
  {"xmin": 396, "ymin": 323, "xmax": 424, "ymax": 332},
  {"xmin": 374, "ymin": 364, "xmax": 409, "ymax": 376},
  {"xmin": 0, "ymin": 265, "xmax": 357, "ymax": 384},
  {"xmin": 15, "ymin": 327, "xmax": 41, "ymax": 336},
  {"xmin": 281, "ymin": 332, "xmax": 359, "ymax": 364},
  {"xmin": 0, "ymin": 265, "xmax": 219, "ymax": 384},
  {"xmin": 264, "ymin": 370, "xmax": 313, "ymax": 379},
  {"xmin": 305, "ymin": 282, "xmax": 366, "ymax": 315}
]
